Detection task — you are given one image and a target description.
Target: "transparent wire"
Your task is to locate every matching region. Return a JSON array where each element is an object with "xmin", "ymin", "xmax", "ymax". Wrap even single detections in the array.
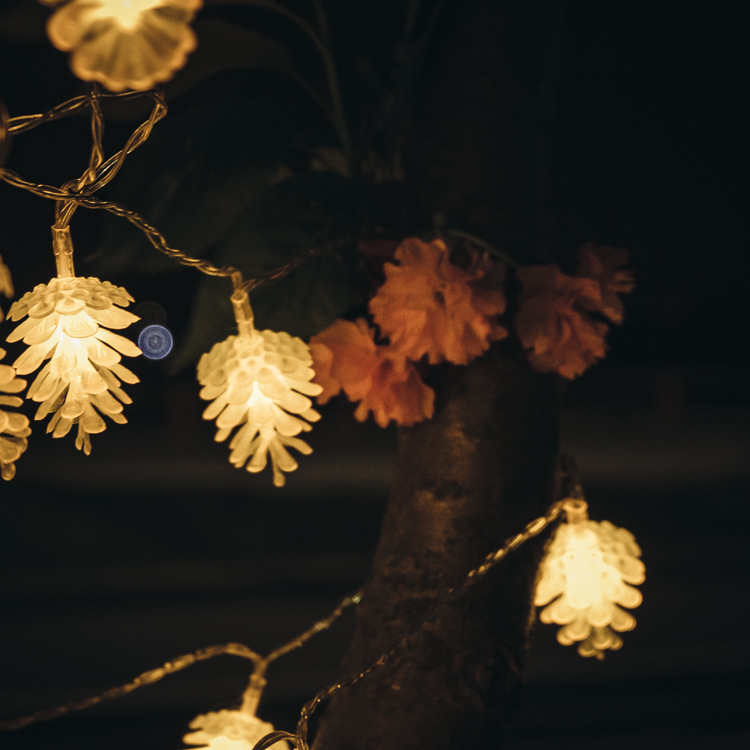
[
  {"xmin": 0, "ymin": 87, "xmax": 350, "ymax": 296},
  {"xmin": 0, "ymin": 501, "xmax": 562, "ymax": 742},
  {"xmin": 0, "ymin": 589, "xmax": 362, "ymax": 733},
  {"xmin": 0, "ymin": 643, "xmax": 261, "ymax": 731},
  {"xmin": 292, "ymin": 500, "xmax": 564, "ymax": 750}
]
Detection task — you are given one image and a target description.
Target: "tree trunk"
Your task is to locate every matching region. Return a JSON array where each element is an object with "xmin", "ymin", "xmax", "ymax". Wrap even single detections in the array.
[
  {"xmin": 314, "ymin": 2, "xmax": 563, "ymax": 747},
  {"xmin": 313, "ymin": 353, "xmax": 560, "ymax": 749}
]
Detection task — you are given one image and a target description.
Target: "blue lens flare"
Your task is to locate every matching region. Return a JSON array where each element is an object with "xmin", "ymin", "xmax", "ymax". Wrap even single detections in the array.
[{"xmin": 138, "ymin": 324, "xmax": 173, "ymax": 360}]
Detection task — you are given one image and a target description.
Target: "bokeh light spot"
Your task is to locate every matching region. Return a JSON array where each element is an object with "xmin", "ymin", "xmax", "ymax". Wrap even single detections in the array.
[{"xmin": 138, "ymin": 324, "xmax": 173, "ymax": 360}]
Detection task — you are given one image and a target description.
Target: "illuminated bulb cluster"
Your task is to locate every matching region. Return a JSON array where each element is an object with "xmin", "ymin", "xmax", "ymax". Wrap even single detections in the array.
[
  {"xmin": 183, "ymin": 710, "xmax": 289, "ymax": 750},
  {"xmin": 6, "ymin": 277, "xmax": 141, "ymax": 455},
  {"xmin": 46, "ymin": 0, "xmax": 202, "ymax": 91},
  {"xmin": 535, "ymin": 503, "xmax": 645, "ymax": 659},
  {"xmin": 197, "ymin": 328, "xmax": 323, "ymax": 487},
  {"xmin": 0, "ymin": 349, "xmax": 31, "ymax": 480}
]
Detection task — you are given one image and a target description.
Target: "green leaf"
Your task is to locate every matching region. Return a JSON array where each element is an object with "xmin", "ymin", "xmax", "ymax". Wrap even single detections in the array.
[
  {"xmin": 167, "ymin": 273, "xmax": 234, "ymax": 374},
  {"xmin": 163, "ymin": 17, "xmax": 297, "ymax": 100},
  {"xmin": 93, "ymin": 95, "xmax": 295, "ymax": 276},
  {"xmin": 169, "ymin": 170, "xmax": 368, "ymax": 372},
  {"xmin": 252, "ymin": 246, "xmax": 362, "ymax": 339}
]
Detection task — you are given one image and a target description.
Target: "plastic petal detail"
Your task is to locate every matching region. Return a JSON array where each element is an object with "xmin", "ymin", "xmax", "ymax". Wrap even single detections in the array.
[
  {"xmin": 197, "ymin": 329, "xmax": 323, "ymax": 487},
  {"xmin": 46, "ymin": 0, "xmax": 202, "ymax": 92},
  {"xmin": 6, "ymin": 277, "xmax": 140, "ymax": 455},
  {"xmin": 535, "ymin": 518, "xmax": 645, "ymax": 659},
  {"xmin": 0, "ymin": 349, "xmax": 30, "ymax": 480},
  {"xmin": 183, "ymin": 709, "xmax": 289, "ymax": 750}
]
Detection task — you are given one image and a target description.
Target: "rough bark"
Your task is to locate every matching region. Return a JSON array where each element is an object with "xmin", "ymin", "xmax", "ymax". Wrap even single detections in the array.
[
  {"xmin": 313, "ymin": 2, "xmax": 563, "ymax": 747},
  {"xmin": 313, "ymin": 353, "xmax": 560, "ymax": 749}
]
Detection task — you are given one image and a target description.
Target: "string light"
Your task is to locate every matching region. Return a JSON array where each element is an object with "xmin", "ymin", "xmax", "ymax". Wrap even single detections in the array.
[
  {"xmin": 0, "ymin": 84, "xmax": 227, "ymax": 464},
  {"xmin": 0, "ymin": 591, "xmax": 362, "ymax": 734},
  {"xmin": 197, "ymin": 288, "xmax": 323, "ymax": 487},
  {"xmin": 0, "ymin": 348, "xmax": 31, "ymax": 480},
  {"xmin": 5, "ymin": 226, "xmax": 141, "ymax": 454},
  {"xmin": 184, "ymin": 672, "xmax": 288, "ymax": 750},
  {"xmin": 0, "ymin": 643, "xmax": 262, "ymax": 732},
  {"xmin": 2, "ymin": 496, "xmax": 643, "ymax": 744},
  {"xmin": 182, "ymin": 592, "xmax": 364, "ymax": 750},
  {"xmin": 0, "ymin": 87, "xmax": 330, "ymax": 477},
  {"xmin": 185, "ymin": 708, "xmax": 289, "ymax": 750},
  {"xmin": 534, "ymin": 498, "xmax": 645, "ymax": 659},
  {"xmin": 46, "ymin": 0, "xmax": 203, "ymax": 92},
  {"xmin": 0, "ymin": 3, "xmax": 645, "ymax": 745},
  {"xmin": 0, "ymin": 223, "xmax": 30, "ymax": 481},
  {"xmin": 0, "ymin": 502, "xmax": 569, "ymax": 749},
  {"xmin": 294, "ymin": 502, "xmax": 565, "ymax": 749}
]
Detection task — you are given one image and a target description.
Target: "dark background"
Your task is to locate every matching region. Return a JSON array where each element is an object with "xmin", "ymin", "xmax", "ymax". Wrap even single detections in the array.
[{"xmin": 0, "ymin": 1, "xmax": 748, "ymax": 748}]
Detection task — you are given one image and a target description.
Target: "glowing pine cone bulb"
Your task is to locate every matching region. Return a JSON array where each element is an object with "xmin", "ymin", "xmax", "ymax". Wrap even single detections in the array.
[
  {"xmin": 0, "ymin": 349, "xmax": 31, "ymax": 480},
  {"xmin": 183, "ymin": 709, "xmax": 289, "ymax": 750},
  {"xmin": 6, "ymin": 276, "xmax": 141, "ymax": 455},
  {"xmin": 197, "ymin": 291, "xmax": 322, "ymax": 487},
  {"xmin": 46, "ymin": 0, "xmax": 202, "ymax": 92},
  {"xmin": 535, "ymin": 499, "xmax": 645, "ymax": 659}
]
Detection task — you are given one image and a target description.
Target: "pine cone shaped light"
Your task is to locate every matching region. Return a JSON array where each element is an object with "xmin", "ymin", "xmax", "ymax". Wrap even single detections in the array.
[
  {"xmin": 184, "ymin": 709, "xmax": 289, "ymax": 750},
  {"xmin": 0, "ymin": 349, "xmax": 31, "ymax": 480},
  {"xmin": 6, "ymin": 267, "xmax": 141, "ymax": 455},
  {"xmin": 535, "ymin": 499, "xmax": 645, "ymax": 659},
  {"xmin": 197, "ymin": 290, "xmax": 322, "ymax": 487},
  {"xmin": 47, "ymin": 0, "xmax": 202, "ymax": 92}
]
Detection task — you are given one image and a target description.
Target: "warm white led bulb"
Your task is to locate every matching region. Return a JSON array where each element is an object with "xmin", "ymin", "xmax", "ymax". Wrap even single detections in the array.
[
  {"xmin": 535, "ymin": 500, "xmax": 645, "ymax": 659},
  {"xmin": 197, "ymin": 327, "xmax": 323, "ymax": 487},
  {"xmin": 0, "ymin": 348, "xmax": 31, "ymax": 480},
  {"xmin": 46, "ymin": 0, "xmax": 202, "ymax": 91},
  {"xmin": 6, "ymin": 277, "xmax": 141, "ymax": 455},
  {"xmin": 183, "ymin": 709, "xmax": 289, "ymax": 750}
]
